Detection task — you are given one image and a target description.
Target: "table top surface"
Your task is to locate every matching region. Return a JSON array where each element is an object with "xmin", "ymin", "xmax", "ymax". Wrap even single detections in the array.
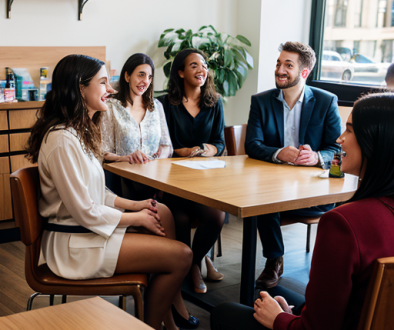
[
  {"xmin": 105, "ymin": 155, "xmax": 358, "ymax": 218},
  {"xmin": 0, "ymin": 297, "xmax": 153, "ymax": 330}
]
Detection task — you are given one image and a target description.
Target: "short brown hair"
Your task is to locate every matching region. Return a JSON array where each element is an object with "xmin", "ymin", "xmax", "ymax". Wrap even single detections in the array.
[{"xmin": 279, "ymin": 42, "xmax": 316, "ymax": 71}]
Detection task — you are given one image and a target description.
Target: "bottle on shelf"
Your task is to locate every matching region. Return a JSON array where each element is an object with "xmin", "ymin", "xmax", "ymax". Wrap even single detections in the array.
[
  {"xmin": 4, "ymin": 67, "xmax": 16, "ymax": 102},
  {"xmin": 39, "ymin": 67, "xmax": 49, "ymax": 101}
]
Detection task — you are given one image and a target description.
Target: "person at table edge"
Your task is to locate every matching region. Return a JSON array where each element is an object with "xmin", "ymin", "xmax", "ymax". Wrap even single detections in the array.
[
  {"xmin": 245, "ymin": 41, "xmax": 341, "ymax": 288},
  {"xmin": 158, "ymin": 48, "xmax": 226, "ymax": 294}
]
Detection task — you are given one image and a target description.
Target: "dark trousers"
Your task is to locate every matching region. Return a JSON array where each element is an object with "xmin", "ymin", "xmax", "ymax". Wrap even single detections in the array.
[
  {"xmin": 210, "ymin": 286, "xmax": 305, "ymax": 330},
  {"xmin": 257, "ymin": 204, "xmax": 334, "ymax": 259},
  {"xmin": 104, "ymin": 170, "xmax": 159, "ymax": 201}
]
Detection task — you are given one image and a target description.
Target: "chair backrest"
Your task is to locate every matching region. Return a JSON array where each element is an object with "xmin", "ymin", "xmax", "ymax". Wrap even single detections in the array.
[
  {"xmin": 358, "ymin": 257, "xmax": 394, "ymax": 330},
  {"xmin": 10, "ymin": 166, "xmax": 43, "ymax": 246},
  {"xmin": 224, "ymin": 124, "xmax": 247, "ymax": 156}
]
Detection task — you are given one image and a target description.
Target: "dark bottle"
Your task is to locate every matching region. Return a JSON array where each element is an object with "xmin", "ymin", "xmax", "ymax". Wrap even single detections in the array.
[{"xmin": 5, "ymin": 68, "xmax": 15, "ymax": 89}]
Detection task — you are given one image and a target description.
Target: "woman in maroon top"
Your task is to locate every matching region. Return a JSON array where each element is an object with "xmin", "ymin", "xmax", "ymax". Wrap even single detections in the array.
[{"xmin": 211, "ymin": 93, "xmax": 394, "ymax": 330}]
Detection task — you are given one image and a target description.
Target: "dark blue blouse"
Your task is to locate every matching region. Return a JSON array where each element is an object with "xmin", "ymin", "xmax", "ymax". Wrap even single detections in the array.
[{"xmin": 158, "ymin": 95, "xmax": 225, "ymax": 156}]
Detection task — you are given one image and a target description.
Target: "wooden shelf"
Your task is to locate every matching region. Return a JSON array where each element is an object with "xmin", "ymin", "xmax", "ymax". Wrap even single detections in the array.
[{"xmin": 0, "ymin": 101, "xmax": 44, "ymax": 111}]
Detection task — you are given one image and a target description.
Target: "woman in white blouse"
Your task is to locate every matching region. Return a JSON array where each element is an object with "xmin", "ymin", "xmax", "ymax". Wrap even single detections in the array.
[
  {"xmin": 26, "ymin": 54, "xmax": 192, "ymax": 330},
  {"xmin": 101, "ymin": 53, "xmax": 173, "ymax": 200},
  {"xmin": 101, "ymin": 53, "xmax": 199, "ymax": 330}
]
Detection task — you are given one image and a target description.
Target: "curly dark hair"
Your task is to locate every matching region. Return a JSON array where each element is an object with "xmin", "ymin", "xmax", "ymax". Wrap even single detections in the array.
[
  {"xmin": 115, "ymin": 53, "xmax": 155, "ymax": 111},
  {"xmin": 167, "ymin": 48, "xmax": 219, "ymax": 108},
  {"xmin": 279, "ymin": 41, "xmax": 316, "ymax": 71},
  {"xmin": 27, "ymin": 54, "xmax": 105, "ymax": 163}
]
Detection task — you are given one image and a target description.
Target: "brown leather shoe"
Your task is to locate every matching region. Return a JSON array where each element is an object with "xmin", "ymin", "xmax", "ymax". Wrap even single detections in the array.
[{"xmin": 256, "ymin": 256, "xmax": 284, "ymax": 289}]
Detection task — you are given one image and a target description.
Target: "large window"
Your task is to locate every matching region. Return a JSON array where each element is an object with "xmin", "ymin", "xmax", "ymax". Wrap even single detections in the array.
[{"xmin": 310, "ymin": 0, "xmax": 393, "ymax": 105}]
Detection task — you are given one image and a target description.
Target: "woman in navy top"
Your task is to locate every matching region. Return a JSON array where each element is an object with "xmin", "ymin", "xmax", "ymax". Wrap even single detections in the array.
[{"xmin": 158, "ymin": 49, "xmax": 226, "ymax": 295}]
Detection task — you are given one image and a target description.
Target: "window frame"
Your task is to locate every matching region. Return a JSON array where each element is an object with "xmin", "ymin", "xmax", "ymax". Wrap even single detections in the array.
[{"xmin": 308, "ymin": 0, "xmax": 383, "ymax": 107}]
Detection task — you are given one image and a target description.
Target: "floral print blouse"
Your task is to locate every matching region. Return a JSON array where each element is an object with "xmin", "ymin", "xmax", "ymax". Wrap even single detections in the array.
[{"xmin": 101, "ymin": 98, "xmax": 173, "ymax": 159}]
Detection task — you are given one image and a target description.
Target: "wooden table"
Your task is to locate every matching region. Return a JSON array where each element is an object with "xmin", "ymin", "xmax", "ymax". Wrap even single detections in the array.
[
  {"xmin": 105, "ymin": 155, "xmax": 358, "ymax": 306},
  {"xmin": 0, "ymin": 297, "xmax": 153, "ymax": 329}
]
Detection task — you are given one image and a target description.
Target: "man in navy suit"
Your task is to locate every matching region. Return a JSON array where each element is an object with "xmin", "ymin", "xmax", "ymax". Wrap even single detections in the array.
[{"xmin": 245, "ymin": 41, "xmax": 341, "ymax": 288}]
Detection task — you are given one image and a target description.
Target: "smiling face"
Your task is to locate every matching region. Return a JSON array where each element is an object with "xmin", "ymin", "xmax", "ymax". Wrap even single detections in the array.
[
  {"xmin": 178, "ymin": 53, "xmax": 208, "ymax": 88},
  {"xmin": 125, "ymin": 64, "xmax": 153, "ymax": 97},
  {"xmin": 275, "ymin": 51, "xmax": 308, "ymax": 90},
  {"xmin": 80, "ymin": 65, "xmax": 114, "ymax": 118},
  {"xmin": 336, "ymin": 113, "xmax": 363, "ymax": 176}
]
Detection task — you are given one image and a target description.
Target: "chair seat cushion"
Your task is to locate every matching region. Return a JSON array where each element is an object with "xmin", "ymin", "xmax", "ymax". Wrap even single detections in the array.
[
  {"xmin": 281, "ymin": 215, "xmax": 320, "ymax": 226},
  {"xmin": 27, "ymin": 264, "xmax": 148, "ymax": 296}
]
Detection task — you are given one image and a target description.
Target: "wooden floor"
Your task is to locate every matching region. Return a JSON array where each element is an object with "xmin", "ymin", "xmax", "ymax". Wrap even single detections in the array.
[{"xmin": 0, "ymin": 215, "xmax": 316, "ymax": 329}]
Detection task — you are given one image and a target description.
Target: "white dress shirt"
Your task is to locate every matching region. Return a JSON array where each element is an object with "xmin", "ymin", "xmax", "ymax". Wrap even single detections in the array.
[{"xmin": 272, "ymin": 88, "xmax": 305, "ymax": 163}]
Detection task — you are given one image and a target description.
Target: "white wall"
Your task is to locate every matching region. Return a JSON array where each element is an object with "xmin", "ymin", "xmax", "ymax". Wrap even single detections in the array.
[
  {"xmin": 0, "ymin": 0, "xmax": 311, "ymax": 125},
  {"xmin": 257, "ymin": 0, "xmax": 312, "ymax": 95}
]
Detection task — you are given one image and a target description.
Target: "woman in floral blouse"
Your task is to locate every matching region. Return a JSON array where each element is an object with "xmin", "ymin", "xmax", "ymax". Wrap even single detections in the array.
[
  {"xmin": 100, "ymin": 53, "xmax": 199, "ymax": 330},
  {"xmin": 101, "ymin": 53, "xmax": 173, "ymax": 200}
]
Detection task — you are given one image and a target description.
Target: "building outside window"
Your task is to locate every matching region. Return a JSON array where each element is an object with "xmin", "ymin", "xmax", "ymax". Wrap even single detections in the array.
[
  {"xmin": 320, "ymin": 0, "xmax": 392, "ymax": 87},
  {"xmin": 334, "ymin": 0, "xmax": 349, "ymax": 27},
  {"xmin": 354, "ymin": 0, "xmax": 364, "ymax": 27}
]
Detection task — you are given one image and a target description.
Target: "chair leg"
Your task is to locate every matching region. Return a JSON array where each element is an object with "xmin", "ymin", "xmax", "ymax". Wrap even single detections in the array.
[
  {"xmin": 61, "ymin": 295, "xmax": 67, "ymax": 304},
  {"xmin": 49, "ymin": 294, "xmax": 55, "ymax": 306},
  {"xmin": 134, "ymin": 286, "xmax": 144, "ymax": 321},
  {"xmin": 217, "ymin": 233, "xmax": 223, "ymax": 257},
  {"xmin": 118, "ymin": 295, "xmax": 127, "ymax": 311},
  {"xmin": 306, "ymin": 224, "xmax": 311, "ymax": 253},
  {"xmin": 27, "ymin": 292, "xmax": 41, "ymax": 311}
]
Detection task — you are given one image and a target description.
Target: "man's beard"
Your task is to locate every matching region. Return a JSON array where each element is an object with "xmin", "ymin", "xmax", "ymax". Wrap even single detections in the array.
[{"xmin": 275, "ymin": 70, "xmax": 301, "ymax": 89}]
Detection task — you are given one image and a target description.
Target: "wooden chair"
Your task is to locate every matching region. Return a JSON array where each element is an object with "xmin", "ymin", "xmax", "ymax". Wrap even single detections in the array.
[
  {"xmin": 10, "ymin": 167, "xmax": 147, "ymax": 320},
  {"xmin": 224, "ymin": 124, "xmax": 320, "ymax": 252},
  {"xmin": 358, "ymin": 257, "xmax": 394, "ymax": 330}
]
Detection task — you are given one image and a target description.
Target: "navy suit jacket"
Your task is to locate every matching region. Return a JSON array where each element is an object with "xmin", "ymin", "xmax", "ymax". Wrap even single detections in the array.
[{"xmin": 245, "ymin": 85, "xmax": 341, "ymax": 165}]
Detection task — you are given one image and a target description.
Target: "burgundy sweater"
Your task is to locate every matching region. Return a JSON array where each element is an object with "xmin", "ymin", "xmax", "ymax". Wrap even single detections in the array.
[{"xmin": 274, "ymin": 197, "xmax": 394, "ymax": 330}]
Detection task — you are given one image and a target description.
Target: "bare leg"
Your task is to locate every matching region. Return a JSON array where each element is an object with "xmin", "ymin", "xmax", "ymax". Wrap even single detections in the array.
[
  {"xmin": 158, "ymin": 204, "xmax": 190, "ymax": 320},
  {"xmin": 115, "ymin": 203, "xmax": 192, "ymax": 330}
]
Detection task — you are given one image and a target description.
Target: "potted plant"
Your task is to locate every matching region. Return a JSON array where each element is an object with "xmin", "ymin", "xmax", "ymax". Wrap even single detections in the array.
[{"xmin": 157, "ymin": 25, "xmax": 253, "ymax": 97}]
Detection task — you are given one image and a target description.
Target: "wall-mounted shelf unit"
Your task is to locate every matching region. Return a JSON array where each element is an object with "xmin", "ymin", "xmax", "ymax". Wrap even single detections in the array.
[
  {"xmin": 6, "ymin": 0, "xmax": 13, "ymax": 18},
  {"xmin": 6, "ymin": 0, "xmax": 90, "ymax": 20}
]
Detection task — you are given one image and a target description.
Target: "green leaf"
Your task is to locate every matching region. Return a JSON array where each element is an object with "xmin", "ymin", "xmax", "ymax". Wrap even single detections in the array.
[
  {"xmin": 180, "ymin": 39, "xmax": 191, "ymax": 49},
  {"xmin": 175, "ymin": 28, "xmax": 185, "ymax": 34},
  {"xmin": 163, "ymin": 28, "xmax": 174, "ymax": 33},
  {"xmin": 172, "ymin": 42, "xmax": 181, "ymax": 52},
  {"xmin": 224, "ymin": 49, "xmax": 234, "ymax": 69},
  {"xmin": 186, "ymin": 29, "xmax": 193, "ymax": 40},
  {"xmin": 236, "ymin": 35, "xmax": 252, "ymax": 47},
  {"xmin": 208, "ymin": 25, "xmax": 218, "ymax": 34},
  {"xmin": 199, "ymin": 25, "xmax": 207, "ymax": 31},
  {"xmin": 163, "ymin": 61, "xmax": 172, "ymax": 78},
  {"xmin": 235, "ymin": 64, "xmax": 248, "ymax": 88},
  {"xmin": 244, "ymin": 49, "xmax": 254, "ymax": 69},
  {"xmin": 232, "ymin": 48, "xmax": 248, "ymax": 66},
  {"xmin": 227, "ymin": 71, "xmax": 238, "ymax": 96},
  {"xmin": 215, "ymin": 33, "xmax": 224, "ymax": 47},
  {"xmin": 163, "ymin": 41, "xmax": 174, "ymax": 60}
]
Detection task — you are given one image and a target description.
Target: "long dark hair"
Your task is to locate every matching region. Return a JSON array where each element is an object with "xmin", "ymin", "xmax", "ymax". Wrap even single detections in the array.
[
  {"xmin": 27, "ymin": 54, "xmax": 105, "ymax": 163},
  {"xmin": 349, "ymin": 93, "xmax": 394, "ymax": 201},
  {"xmin": 115, "ymin": 53, "xmax": 155, "ymax": 111},
  {"xmin": 167, "ymin": 48, "xmax": 219, "ymax": 108}
]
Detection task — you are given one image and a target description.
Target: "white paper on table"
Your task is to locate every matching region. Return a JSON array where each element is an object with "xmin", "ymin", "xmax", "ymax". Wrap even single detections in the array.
[{"xmin": 172, "ymin": 159, "xmax": 226, "ymax": 170}]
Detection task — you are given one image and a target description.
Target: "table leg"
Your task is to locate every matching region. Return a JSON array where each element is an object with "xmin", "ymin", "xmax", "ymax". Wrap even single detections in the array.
[{"xmin": 240, "ymin": 216, "xmax": 257, "ymax": 306}]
